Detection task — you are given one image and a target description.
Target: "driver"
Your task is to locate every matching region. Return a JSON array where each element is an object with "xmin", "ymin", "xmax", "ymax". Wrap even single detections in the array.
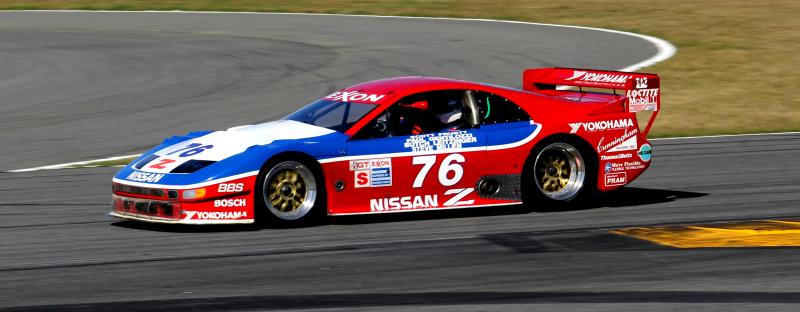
[{"xmin": 437, "ymin": 98, "xmax": 463, "ymax": 130}]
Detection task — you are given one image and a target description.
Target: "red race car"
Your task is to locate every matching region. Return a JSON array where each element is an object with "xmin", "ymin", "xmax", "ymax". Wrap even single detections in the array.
[{"xmin": 112, "ymin": 67, "xmax": 659, "ymax": 225}]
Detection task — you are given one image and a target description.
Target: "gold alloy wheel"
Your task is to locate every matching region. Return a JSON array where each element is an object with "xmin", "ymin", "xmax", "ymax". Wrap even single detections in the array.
[
  {"xmin": 268, "ymin": 170, "xmax": 306, "ymax": 213},
  {"xmin": 262, "ymin": 161, "xmax": 317, "ymax": 221},
  {"xmin": 533, "ymin": 142, "xmax": 586, "ymax": 201}
]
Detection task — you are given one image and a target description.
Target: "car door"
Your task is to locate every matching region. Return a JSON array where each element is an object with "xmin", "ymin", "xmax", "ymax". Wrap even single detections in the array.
[{"xmin": 331, "ymin": 90, "xmax": 489, "ymax": 214}]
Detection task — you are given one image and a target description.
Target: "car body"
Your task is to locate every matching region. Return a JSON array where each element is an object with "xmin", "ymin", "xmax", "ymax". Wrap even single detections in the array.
[{"xmin": 111, "ymin": 67, "xmax": 660, "ymax": 224}]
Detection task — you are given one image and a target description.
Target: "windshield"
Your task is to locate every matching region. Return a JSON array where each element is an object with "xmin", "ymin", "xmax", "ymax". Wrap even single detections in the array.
[{"xmin": 285, "ymin": 99, "xmax": 378, "ymax": 132}]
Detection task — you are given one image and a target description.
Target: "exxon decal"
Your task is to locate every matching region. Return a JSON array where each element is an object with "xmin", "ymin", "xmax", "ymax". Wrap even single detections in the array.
[
  {"xmin": 324, "ymin": 91, "xmax": 386, "ymax": 103},
  {"xmin": 564, "ymin": 70, "xmax": 631, "ymax": 85},
  {"xmin": 569, "ymin": 118, "xmax": 633, "ymax": 133}
]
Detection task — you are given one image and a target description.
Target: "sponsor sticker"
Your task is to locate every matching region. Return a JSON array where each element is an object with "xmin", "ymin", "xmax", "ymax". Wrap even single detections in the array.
[
  {"xmin": 370, "ymin": 195, "xmax": 438, "ymax": 212},
  {"xmin": 403, "ymin": 131, "xmax": 477, "ymax": 152},
  {"xmin": 638, "ymin": 143, "xmax": 653, "ymax": 162},
  {"xmin": 324, "ymin": 91, "xmax": 386, "ymax": 103},
  {"xmin": 184, "ymin": 210, "xmax": 248, "ymax": 220},
  {"xmin": 214, "ymin": 198, "xmax": 247, "ymax": 208},
  {"xmin": 601, "ymin": 153, "xmax": 633, "ymax": 161},
  {"xmin": 569, "ymin": 118, "xmax": 633, "ymax": 133},
  {"xmin": 217, "ymin": 183, "xmax": 244, "ymax": 193},
  {"xmin": 627, "ymin": 88, "xmax": 659, "ymax": 112},
  {"xmin": 605, "ymin": 172, "xmax": 627, "ymax": 186},
  {"xmin": 126, "ymin": 171, "xmax": 165, "ymax": 183},
  {"xmin": 564, "ymin": 70, "xmax": 632, "ymax": 87},
  {"xmin": 350, "ymin": 158, "xmax": 392, "ymax": 188},
  {"xmin": 597, "ymin": 128, "xmax": 638, "ymax": 153},
  {"xmin": 605, "ymin": 160, "xmax": 646, "ymax": 173}
]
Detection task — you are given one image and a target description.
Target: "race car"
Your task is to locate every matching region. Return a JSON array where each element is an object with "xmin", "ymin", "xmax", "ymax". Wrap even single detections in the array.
[{"xmin": 111, "ymin": 67, "xmax": 660, "ymax": 225}]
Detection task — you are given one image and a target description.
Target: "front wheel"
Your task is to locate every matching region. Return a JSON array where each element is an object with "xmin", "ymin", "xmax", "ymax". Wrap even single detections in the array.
[
  {"xmin": 257, "ymin": 160, "xmax": 323, "ymax": 224},
  {"xmin": 523, "ymin": 140, "xmax": 595, "ymax": 211}
]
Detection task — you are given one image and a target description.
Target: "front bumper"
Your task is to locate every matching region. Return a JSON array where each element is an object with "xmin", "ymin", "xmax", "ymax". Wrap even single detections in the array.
[{"xmin": 111, "ymin": 182, "xmax": 255, "ymax": 225}]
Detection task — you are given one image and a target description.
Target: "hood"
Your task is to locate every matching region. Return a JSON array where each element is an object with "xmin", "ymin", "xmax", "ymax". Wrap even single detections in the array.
[{"xmin": 136, "ymin": 120, "xmax": 335, "ymax": 174}]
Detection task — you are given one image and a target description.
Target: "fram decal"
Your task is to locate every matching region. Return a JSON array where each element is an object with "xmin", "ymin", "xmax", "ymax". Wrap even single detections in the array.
[
  {"xmin": 324, "ymin": 91, "xmax": 385, "ymax": 103},
  {"xmin": 565, "ymin": 70, "xmax": 631, "ymax": 85},
  {"xmin": 569, "ymin": 118, "xmax": 634, "ymax": 133},
  {"xmin": 403, "ymin": 131, "xmax": 477, "ymax": 152},
  {"xmin": 351, "ymin": 158, "xmax": 392, "ymax": 188},
  {"xmin": 627, "ymin": 88, "xmax": 659, "ymax": 112},
  {"xmin": 126, "ymin": 171, "xmax": 165, "ymax": 183},
  {"xmin": 605, "ymin": 172, "xmax": 627, "ymax": 186}
]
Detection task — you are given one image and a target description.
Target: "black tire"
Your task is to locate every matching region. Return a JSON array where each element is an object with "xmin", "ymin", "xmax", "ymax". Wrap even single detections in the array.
[
  {"xmin": 522, "ymin": 137, "xmax": 597, "ymax": 211},
  {"xmin": 254, "ymin": 156, "xmax": 326, "ymax": 226}
]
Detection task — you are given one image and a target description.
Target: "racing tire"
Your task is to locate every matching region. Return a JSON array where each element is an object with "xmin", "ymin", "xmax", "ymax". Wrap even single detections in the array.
[
  {"xmin": 522, "ymin": 138, "xmax": 597, "ymax": 211},
  {"xmin": 255, "ymin": 158, "xmax": 326, "ymax": 226}
]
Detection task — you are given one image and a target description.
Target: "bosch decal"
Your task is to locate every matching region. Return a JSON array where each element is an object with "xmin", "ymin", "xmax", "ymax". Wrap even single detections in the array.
[
  {"xmin": 214, "ymin": 199, "xmax": 247, "ymax": 208},
  {"xmin": 569, "ymin": 118, "xmax": 633, "ymax": 133}
]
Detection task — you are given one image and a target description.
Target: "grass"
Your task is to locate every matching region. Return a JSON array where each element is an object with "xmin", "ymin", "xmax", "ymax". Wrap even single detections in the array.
[{"xmin": 1, "ymin": 1, "xmax": 798, "ymax": 137}]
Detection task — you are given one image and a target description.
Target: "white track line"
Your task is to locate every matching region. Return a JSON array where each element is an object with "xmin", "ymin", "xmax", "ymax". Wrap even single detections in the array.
[
  {"xmin": 8, "ymin": 154, "xmax": 141, "ymax": 173},
  {"xmin": 5, "ymin": 9, "xmax": 679, "ymax": 173},
  {"xmin": 649, "ymin": 131, "xmax": 800, "ymax": 141}
]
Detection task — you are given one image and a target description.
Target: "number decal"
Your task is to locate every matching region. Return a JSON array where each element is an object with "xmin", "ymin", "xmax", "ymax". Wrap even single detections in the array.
[
  {"xmin": 412, "ymin": 155, "xmax": 436, "ymax": 188},
  {"xmin": 179, "ymin": 145, "xmax": 213, "ymax": 157},
  {"xmin": 149, "ymin": 158, "xmax": 176, "ymax": 169},
  {"xmin": 167, "ymin": 143, "xmax": 202, "ymax": 155},
  {"xmin": 412, "ymin": 153, "xmax": 465, "ymax": 188},
  {"xmin": 166, "ymin": 143, "xmax": 214, "ymax": 157},
  {"xmin": 635, "ymin": 77, "xmax": 648, "ymax": 89},
  {"xmin": 439, "ymin": 154, "xmax": 465, "ymax": 187}
]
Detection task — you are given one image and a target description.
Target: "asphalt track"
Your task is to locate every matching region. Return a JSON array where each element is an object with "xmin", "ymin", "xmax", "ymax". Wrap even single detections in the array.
[{"xmin": 2, "ymin": 11, "xmax": 800, "ymax": 312}]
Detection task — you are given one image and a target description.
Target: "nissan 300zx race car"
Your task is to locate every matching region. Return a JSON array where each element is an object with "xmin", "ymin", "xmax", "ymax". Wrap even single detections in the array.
[{"xmin": 111, "ymin": 67, "xmax": 660, "ymax": 225}]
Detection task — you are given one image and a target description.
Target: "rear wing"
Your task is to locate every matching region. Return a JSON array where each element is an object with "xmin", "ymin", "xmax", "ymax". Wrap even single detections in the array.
[{"xmin": 523, "ymin": 67, "xmax": 660, "ymax": 135}]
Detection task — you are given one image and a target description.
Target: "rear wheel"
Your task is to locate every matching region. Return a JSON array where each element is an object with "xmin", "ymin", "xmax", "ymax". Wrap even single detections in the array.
[
  {"xmin": 523, "ymin": 140, "xmax": 596, "ymax": 211},
  {"xmin": 257, "ymin": 160, "xmax": 323, "ymax": 224}
]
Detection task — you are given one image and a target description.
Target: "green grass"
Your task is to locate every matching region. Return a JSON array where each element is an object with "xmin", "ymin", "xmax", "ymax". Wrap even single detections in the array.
[{"xmin": 2, "ymin": 0, "xmax": 798, "ymax": 137}]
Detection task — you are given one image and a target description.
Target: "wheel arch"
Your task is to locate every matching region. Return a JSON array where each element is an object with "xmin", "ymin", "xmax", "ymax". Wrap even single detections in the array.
[{"xmin": 254, "ymin": 151, "xmax": 328, "ymax": 224}]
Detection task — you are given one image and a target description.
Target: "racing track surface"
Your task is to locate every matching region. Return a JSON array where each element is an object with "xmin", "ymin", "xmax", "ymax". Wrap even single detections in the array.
[{"xmin": 2, "ymin": 11, "xmax": 800, "ymax": 312}]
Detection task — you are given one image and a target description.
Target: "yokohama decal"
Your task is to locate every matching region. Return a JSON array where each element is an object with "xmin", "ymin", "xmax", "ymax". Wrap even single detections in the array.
[{"xmin": 569, "ymin": 118, "xmax": 633, "ymax": 133}]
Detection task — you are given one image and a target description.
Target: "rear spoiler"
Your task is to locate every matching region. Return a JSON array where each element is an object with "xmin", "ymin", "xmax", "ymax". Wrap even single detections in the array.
[{"xmin": 523, "ymin": 67, "xmax": 660, "ymax": 135}]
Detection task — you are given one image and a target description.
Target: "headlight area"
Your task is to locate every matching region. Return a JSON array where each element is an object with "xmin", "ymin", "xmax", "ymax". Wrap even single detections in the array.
[{"xmin": 111, "ymin": 178, "xmax": 256, "ymax": 224}]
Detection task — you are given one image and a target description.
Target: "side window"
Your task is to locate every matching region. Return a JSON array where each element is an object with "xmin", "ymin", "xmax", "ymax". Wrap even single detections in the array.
[
  {"xmin": 473, "ymin": 91, "xmax": 531, "ymax": 124},
  {"xmin": 353, "ymin": 90, "xmax": 470, "ymax": 140}
]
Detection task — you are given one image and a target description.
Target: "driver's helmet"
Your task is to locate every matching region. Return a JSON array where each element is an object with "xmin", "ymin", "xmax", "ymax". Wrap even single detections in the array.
[{"xmin": 437, "ymin": 99, "xmax": 462, "ymax": 125}]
